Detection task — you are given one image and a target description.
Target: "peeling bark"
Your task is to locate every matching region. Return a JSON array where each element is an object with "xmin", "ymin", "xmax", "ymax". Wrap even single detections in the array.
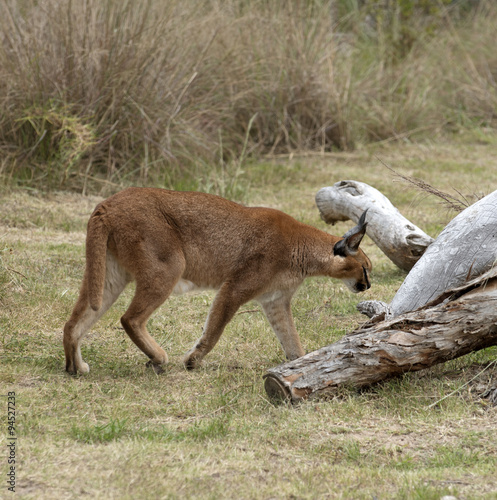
[
  {"xmin": 264, "ymin": 267, "xmax": 497, "ymax": 403},
  {"xmin": 358, "ymin": 189, "xmax": 497, "ymax": 318},
  {"xmin": 315, "ymin": 181, "xmax": 433, "ymax": 271}
]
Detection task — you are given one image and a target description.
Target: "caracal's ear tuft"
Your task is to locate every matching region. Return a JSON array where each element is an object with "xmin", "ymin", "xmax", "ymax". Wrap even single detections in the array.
[{"xmin": 333, "ymin": 210, "xmax": 368, "ymax": 256}]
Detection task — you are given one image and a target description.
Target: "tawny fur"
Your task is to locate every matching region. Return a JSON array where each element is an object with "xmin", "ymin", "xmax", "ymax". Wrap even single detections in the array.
[{"xmin": 63, "ymin": 188, "xmax": 372, "ymax": 374}]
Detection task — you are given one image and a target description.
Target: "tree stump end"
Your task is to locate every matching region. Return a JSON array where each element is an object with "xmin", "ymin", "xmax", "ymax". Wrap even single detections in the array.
[{"xmin": 263, "ymin": 374, "xmax": 292, "ymax": 404}]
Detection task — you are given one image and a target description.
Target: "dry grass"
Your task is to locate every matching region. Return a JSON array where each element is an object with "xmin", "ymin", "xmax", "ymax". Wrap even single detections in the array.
[
  {"xmin": 1, "ymin": 1, "xmax": 497, "ymax": 192},
  {"xmin": 2, "ymin": 140, "xmax": 497, "ymax": 499},
  {"xmin": 376, "ymin": 158, "xmax": 475, "ymax": 213}
]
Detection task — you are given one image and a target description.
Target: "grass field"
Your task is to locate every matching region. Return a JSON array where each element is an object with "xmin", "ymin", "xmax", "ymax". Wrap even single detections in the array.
[{"xmin": 1, "ymin": 139, "xmax": 497, "ymax": 499}]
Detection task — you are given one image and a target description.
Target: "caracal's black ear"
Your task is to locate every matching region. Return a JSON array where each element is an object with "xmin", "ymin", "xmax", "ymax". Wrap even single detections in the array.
[{"xmin": 333, "ymin": 210, "xmax": 368, "ymax": 257}]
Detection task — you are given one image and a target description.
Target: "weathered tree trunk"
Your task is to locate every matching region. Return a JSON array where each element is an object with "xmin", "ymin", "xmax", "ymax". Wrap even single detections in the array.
[
  {"xmin": 264, "ymin": 267, "xmax": 497, "ymax": 403},
  {"xmin": 358, "ymin": 189, "xmax": 497, "ymax": 318},
  {"xmin": 315, "ymin": 181, "xmax": 433, "ymax": 271}
]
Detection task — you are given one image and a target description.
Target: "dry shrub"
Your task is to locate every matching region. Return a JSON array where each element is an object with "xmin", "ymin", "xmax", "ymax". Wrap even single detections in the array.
[
  {"xmin": 434, "ymin": 2, "xmax": 497, "ymax": 128},
  {"xmin": 0, "ymin": 0, "xmax": 496, "ymax": 191},
  {"xmin": 0, "ymin": 0, "xmax": 214, "ymax": 188},
  {"xmin": 0, "ymin": 0, "xmax": 345, "ymax": 190}
]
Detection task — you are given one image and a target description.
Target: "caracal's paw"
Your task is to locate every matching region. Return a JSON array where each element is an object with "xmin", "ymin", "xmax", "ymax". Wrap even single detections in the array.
[
  {"xmin": 65, "ymin": 361, "xmax": 90, "ymax": 375},
  {"xmin": 79, "ymin": 362, "xmax": 90, "ymax": 373},
  {"xmin": 146, "ymin": 360, "xmax": 166, "ymax": 374},
  {"xmin": 183, "ymin": 348, "xmax": 204, "ymax": 370}
]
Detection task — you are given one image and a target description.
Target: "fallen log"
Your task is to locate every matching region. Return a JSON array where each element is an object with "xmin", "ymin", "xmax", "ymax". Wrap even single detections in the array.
[
  {"xmin": 315, "ymin": 180, "xmax": 433, "ymax": 271},
  {"xmin": 264, "ymin": 266, "xmax": 497, "ymax": 403},
  {"xmin": 358, "ymin": 188, "xmax": 497, "ymax": 318}
]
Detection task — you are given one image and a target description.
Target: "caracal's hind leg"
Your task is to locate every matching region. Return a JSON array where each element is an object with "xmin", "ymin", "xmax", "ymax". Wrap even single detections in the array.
[
  {"xmin": 120, "ymin": 255, "xmax": 185, "ymax": 374},
  {"xmin": 64, "ymin": 254, "xmax": 129, "ymax": 374},
  {"xmin": 258, "ymin": 290, "xmax": 304, "ymax": 361}
]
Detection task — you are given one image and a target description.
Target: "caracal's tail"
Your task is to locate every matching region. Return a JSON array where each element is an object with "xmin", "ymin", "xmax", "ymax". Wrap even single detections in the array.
[{"xmin": 86, "ymin": 208, "xmax": 110, "ymax": 311}]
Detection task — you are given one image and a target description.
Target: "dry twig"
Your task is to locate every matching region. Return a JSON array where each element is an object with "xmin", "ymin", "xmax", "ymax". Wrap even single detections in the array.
[{"xmin": 375, "ymin": 156, "xmax": 476, "ymax": 213}]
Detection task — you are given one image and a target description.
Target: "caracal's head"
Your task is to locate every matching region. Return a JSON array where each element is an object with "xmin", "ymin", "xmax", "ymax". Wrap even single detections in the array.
[{"xmin": 332, "ymin": 210, "xmax": 372, "ymax": 293}]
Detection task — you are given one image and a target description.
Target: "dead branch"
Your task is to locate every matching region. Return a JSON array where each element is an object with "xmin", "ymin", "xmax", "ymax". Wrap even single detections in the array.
[{"xmin": 315, "ymin": 180, "xmax": 433, "ymax": 271}]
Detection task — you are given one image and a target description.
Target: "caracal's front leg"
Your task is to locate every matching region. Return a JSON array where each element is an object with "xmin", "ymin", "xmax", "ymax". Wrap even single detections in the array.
[
  {"xmin": 183, "ymin": 282, "xmax": 256, "ymax": 369},
  {"xmin": 258, "ymin": 289, "xmax": 304, "ymax": 361}
]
